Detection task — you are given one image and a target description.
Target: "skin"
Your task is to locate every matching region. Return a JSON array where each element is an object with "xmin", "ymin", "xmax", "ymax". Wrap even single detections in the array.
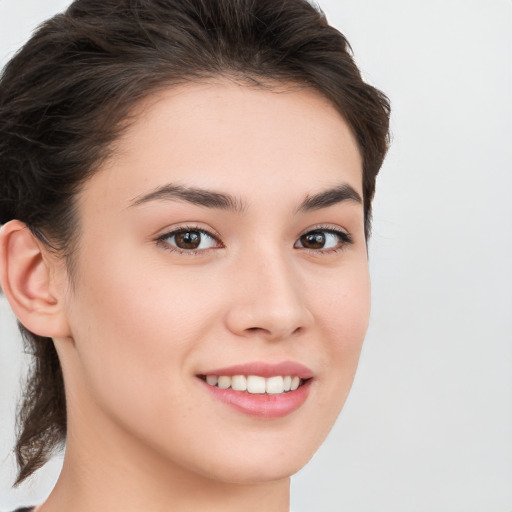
[{"xmin": 1, "ymin": 80, "xmax": 370, "ymax": 512}]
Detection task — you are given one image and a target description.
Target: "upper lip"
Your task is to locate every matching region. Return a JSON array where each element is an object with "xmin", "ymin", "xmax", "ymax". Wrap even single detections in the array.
[{"xmin": 199, "ymin": 361, "xmax": 314, "ymax": 379}]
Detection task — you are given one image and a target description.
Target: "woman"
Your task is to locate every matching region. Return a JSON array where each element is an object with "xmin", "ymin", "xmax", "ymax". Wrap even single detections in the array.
[{"xmin": 0, "ymin": 0, "xmax": 390, "ymax": 510}]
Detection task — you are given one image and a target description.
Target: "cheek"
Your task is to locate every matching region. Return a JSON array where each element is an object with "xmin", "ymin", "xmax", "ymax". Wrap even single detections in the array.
[
  {"xmin": 314, "ymin": 261, "xmax": 370, "ymax": 400},
  {"xmin": 72, "ymin": 238, "xmax": 216, "ymax": 339},
  {"xmin": 318, "ymin": 260, "xmax": 371, "ymax": 345},
  {"xmin": 63, "ymin": 247, "xmax": 215, "ymax": 415}
]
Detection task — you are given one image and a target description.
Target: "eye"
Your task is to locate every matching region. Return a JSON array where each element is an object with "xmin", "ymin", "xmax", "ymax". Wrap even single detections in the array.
[
  {"xmin": 157, "ymin": 227, "xmax": 221, "ymax": 253},
  {"xmin": 294, "ymin": 228, "xmax": 352, "ymax": 251}
]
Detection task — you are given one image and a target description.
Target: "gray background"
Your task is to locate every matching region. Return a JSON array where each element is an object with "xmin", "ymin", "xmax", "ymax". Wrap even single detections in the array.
[{"xmin": 1, "ymin": 0, "xmax": 511, "ymax": 510}]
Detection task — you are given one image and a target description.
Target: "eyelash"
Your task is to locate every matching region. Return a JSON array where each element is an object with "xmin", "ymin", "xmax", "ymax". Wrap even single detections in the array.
[
  {"xmin": 155, "ymin": 224, "xmax": 353, "ymax": 255},
  {"xmin": 155, "ymin": 225, "xmax": 223, "ymax": 255},
  {"xmin": 294, "ymin": 225, "xmax": 353, "ymax": 254}
]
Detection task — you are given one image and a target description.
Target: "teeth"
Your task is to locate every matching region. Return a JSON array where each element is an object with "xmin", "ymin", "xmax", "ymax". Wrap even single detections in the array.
[
  {"xmin": 217, "ymin": 376, "xmax": 231, "ymax": 389},
  {"xmin": 204, "ymin": 374, "xmax": 304, "ymax": 394},
  {"xmin": 266, "ymin": 376, "xmax": 284, "ymax": 394},
  {"xmin": 231, "ymin": 375, "xmax": 247, "ymax": 391},
  {"xmin": 247, "ymin": 375, "xmax": 266, "ymax": 394},
  {"xmin": 206, "ymin": 375, "xmax": 218, "ymax": 386}
]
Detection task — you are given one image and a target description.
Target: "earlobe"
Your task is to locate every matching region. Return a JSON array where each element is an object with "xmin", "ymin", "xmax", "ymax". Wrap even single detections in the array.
[{"xmin": 0, "ymin": 220, "xmax": 70, "ymax": 338}]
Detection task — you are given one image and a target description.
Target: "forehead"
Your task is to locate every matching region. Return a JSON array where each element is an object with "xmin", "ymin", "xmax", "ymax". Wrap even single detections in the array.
[{"xmin": 80, "ymin": 80, "xmax": 363, "ymax": 212}]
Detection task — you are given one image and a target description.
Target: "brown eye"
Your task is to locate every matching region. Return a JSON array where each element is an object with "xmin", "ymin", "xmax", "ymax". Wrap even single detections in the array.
[
  {"xmin": 299, "ymin": 231, "xmax": 326, "ymax": 249},
  {"xmin": 294, "ymin": 229, "xmax": 352, "ymax": 251},
  {"xmin": 159, "ymin": 228, "xmax": 220, "ymax": 252},
  {"xmin": 175, "ymin": 230, "xmax": 201, "ymax": 249}
]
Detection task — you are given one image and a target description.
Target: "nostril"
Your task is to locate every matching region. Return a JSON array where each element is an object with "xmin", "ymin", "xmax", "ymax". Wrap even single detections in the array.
[
  {"xmin": 243, "ymin": 324, "xmax": 303, "ymax": 338},
  {"xmin": 247, "ymin": 326, "xmax": 265, "ymax": 333}
]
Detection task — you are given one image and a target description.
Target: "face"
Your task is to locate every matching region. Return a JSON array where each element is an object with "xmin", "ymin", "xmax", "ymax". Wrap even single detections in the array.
[{"xmin": 56, "ymin": 81, "xmax": 370, "ymax": 484}]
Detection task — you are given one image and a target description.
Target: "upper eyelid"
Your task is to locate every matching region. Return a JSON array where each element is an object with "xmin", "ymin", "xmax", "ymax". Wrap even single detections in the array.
[
  {"xmin": 157, "ymin": 226, "xmax": 350, "ymax": 237},
  {"xmin": 156, "ymin": 224, "xmax": 221, "ymax": 241},
  {"xmin": 299, "ymin": 224, "xmax": 351, "ymax": 237}
]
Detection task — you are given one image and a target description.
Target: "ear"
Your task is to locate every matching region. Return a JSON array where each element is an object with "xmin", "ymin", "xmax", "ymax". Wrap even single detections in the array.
[{"xmin": 0, "ymin": 220, "xmax": 70, "ymax": 338}]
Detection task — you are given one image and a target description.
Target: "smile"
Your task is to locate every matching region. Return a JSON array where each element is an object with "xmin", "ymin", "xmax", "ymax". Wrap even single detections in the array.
[
  {"xmin": 202, "ymin": 374, "xmax": 304, "ymax": 395},
  {"xmin": 197, "ymin": 362, "xmax": 314, "ymax": 418}
]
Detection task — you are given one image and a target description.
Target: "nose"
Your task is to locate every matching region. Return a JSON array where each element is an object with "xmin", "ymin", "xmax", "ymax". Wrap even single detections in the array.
[{"xmin": 224, "ymin": 251, "xmax": 313, "ymax": 341}]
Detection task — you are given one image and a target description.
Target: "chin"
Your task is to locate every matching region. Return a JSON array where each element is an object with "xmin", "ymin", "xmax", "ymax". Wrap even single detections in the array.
[
  {"xmin": 206, "ymin": 459, "xmax": 307, "ymax": 485},
  {"xmin": 182, "ymin": 435, "xmax": 322, "ymax": 485}
]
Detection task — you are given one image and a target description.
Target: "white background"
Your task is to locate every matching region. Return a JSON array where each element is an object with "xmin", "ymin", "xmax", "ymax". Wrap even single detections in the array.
[{"xmin": 1, "ymin": 1, "xmax": 511, "ymax": 511}]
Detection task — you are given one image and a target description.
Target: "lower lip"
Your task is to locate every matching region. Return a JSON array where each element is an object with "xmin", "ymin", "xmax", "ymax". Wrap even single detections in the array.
[{"xmin": 199, "ymin": 379, "xmax": 312, "ymax": 418}]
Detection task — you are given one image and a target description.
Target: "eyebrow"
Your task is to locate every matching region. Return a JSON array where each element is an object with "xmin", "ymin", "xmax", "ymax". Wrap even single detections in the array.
[
  {"xmin": 129, "ymin": 184, "xmax": 244, "ymax": 212},
  {"xmin": 297, "ymin": 184, "xmax": 362, "ymax": 212},
  {"xmin": 129, "ymin": 182, "xmax": 362, "ymax": 213}
]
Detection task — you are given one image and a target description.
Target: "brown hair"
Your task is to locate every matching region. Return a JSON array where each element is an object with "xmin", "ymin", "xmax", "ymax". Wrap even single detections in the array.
[{"xmin": 0, "ymin": 0, "xmax": 390, "ymax": 484}]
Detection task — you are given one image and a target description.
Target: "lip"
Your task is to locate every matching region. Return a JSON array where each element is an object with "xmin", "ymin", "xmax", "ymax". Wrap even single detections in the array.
[
  {"xmin": 201, "ymin": 361, "xmax": 314, "ymax": 379},
  {"xmin": 197, "ymin": 361, "xmax": 314, "ymax": 418},
  {"xmin": 199, "ymin": 378, "xmax": 312, "ymax": 418}
]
